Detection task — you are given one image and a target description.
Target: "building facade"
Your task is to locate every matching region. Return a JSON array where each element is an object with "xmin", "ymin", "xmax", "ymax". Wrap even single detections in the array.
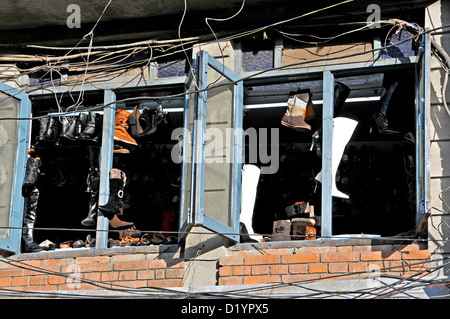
[{"xmin": 0, "ymin": 0, "xmax": 448, "ymax": 298}]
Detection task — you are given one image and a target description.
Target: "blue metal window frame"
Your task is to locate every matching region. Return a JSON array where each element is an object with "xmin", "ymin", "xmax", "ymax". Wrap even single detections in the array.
[
  {"xmin": 179, "ymin": 51, "xmax": 243, "ymax": 242},
  {"xmin": 0, "ymin": 83, "xmax": 31, "ymax": 254}
]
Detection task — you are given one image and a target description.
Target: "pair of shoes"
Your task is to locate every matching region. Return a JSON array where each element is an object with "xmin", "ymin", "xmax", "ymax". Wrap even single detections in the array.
[
  {"xmin": 56, "ymin": 113, "xmax": 102, "ymax": 146},
  {"xmin": 85, "ymin": 234, "xmax": 96, "ymax": 247},
  {"xmin": 118, "ymin": 225, "xmax": 140, "ymax": 239},
  {"xmin": 140, "ymin": 233, "xmax": 166, "ymax": 245}
]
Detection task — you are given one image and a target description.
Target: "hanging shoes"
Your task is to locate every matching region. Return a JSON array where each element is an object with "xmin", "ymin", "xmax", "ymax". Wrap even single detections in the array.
[
  {"xmin": 77, "ymin": 112, "xmax": 102, "ymax": 144},
  {"xmin": 114, "ymin": 109, "xmax": 138, "ymax": 146},
  {"xmin": 127, "ymin": 106, "xmax": 143, "ymax": 139},
  {"xmin": 98, "ymin": 168, "xmax": 127, "ymax": 219},
  {"xmin": 371, "ymin": 82, "xmax": 399, "ymax": 134},
  {"xmin": 281, "ymin": 92, "xmax": 313, "ymax": 132},
  {"xmin": 137, "ymin": 105, "xmax": 167, "ymax": 138},
  {"xmin": 334, "ymin": 81, "xmax": 351, "ymax": 117},
  {"xmin": 56, "ymin": 117, "xmax": 77, "ymax": 145},
  {"xmin": 22, "ymin": 157, "xmax": 41, "ymax": 197},
  {"xmin": 34, "ymin": 116, "xmax": 58, "ymax": 146}
]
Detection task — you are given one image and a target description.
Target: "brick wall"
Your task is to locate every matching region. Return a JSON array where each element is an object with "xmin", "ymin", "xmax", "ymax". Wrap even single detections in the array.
[
  {"xmin": 218, "ymin": 244, "xmax": 431, "ymax": 286},
  {"xmin": 0, "ymin": 243, "xmax": 431, "ymax": 292},
  {"xmin": 0, "ymin": 253, "xmax": 184, "ymax": 292}
]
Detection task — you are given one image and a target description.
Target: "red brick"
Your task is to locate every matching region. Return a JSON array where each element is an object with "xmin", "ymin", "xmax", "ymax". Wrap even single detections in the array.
[
  {"xmin": 252, "ymin": 265, "xmax": 270, "ymax": 275},
  {"xmin": 219, "ymin": 256, "xmax": 244, "ymax": 266},
  {"xmin": 270, "ymin": 265, "xmax": 289, "ymax": 275},
  {"xmin": 23, "ymin": 285, "xmax": 56, "ymax": 292},
  {"xmin": 119, "ymin": 271, "xmax": 137, "ymax": 281},
  {"xmin": 233, "ymin": 266, "xmax": 251, "ymax": 276},
  {"xmin": 402, "ymin": 250, "xmax": 430, "ymax": 260},
  {"xmin": 0, "ymin": 269, "xmax": 24, "ymax": 278},
  {"xmin": 329, "ymin": 263, "xmax": 348, "ymax": 273},
  {"xmin": 76, "ymin": 256, "xmax": 110, "ymax": 264},
  {"xmin": 155, "ymin": 269, "xmax": 165, "ymax": 279},
  {"xmin": 48, "ymin": 275, "xmax": 65, "ymax": 285},
  {"xmin": 30, "ymin": 275, "xmax": 48, "ymax": 286},
  {"xmin": 11, "ymin": 276, "xmax": 28, "ymax": 286},
  {"xmin": 243, "ymin": 275, "xmax": 280, "ymax": 285},
  {"xmin": 148, "ymin": 260, "xmax": 167, "ymax": 269},
  {"xmin": 245, "ymin": 255, "xmax": 280, "ymax": 265},
  {"xmin": 281, "ymin": 274, "xmax": 319, "ymax": 283},
  {"xmin": 114, "ymin": 260, "xmax": 148, "ymax": 271},
  {"xmin": 282, "ymin": 253, "xmax": 319, "ymax": 264},
  {"xmin": 349, "ymin": 263, "xmax": 367, "ymax": 273},
  {"xmin": 101, "ymin": 272, "xmax": 119, "ymax": 282},
  {"xmin": 321, "ymin": 252, "xmax": 359, "ymax": 263},
  {"xmin": 390, "ymin": 261, "xmax": 408, "ymax": 272},
  {"xmin": 166, "ymin": 268, "xmax": 184, "ymax": 279},
  {"xmin": 77, "ymin": 262, "xmax": 113, "ymax": 272},
  {"xmin": 113, "ymin": 280, "xmax": 148, "ymax": 288},
  {"xmin": 361, "ymin": 251, "xmax": 401, "ymax": 261},
  {"xmin": 148, "ymin": 279, "xmax": 183, "ymax": 287},
  {"xmin": 0, "ymin": 277, "xmax": 10, "ymax": 287},
  {"xmin": 219, "ymin": 266, "xmax": 232, "ymax": 277},
  {"xmin": 219, "ymin": 276, "xmax": 243, "ymax": 286},
  {"xmin": 309, "ymin": 263, "xmax": 328, "ymax": 273},
  {"xmin": 289, "ymin": 264, "xmax": 308, "ymax": 274},
  {"xmin": 137, "ymin": 270, "xmax": 155, "ymax": 280}
]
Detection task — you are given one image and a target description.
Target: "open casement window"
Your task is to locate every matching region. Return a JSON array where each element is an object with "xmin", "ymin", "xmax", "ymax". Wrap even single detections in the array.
[
  {"xmin": 179, "ymin": 51, "xmax": 243, "ymax": 242},
  {"xmin": 415, "ymin": 32, "xmax": 431, "ymax": 235},
  {"xmin": 0, "ymin": 83, "xmax": 31, "ymax": 254}
]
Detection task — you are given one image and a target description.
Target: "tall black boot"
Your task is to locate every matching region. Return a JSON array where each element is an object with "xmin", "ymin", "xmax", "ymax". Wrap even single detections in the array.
[
  {"xmin": 98, "ymin": 168, "xmax": 127, "ymax": 219},
  {"xmin": 22, "ymin": 188, "xmax": 42, "ymax": 252},
  {"xmin": 371, "ymin": 82, "xmax": 399, "ymax": 134},
  {"xmin": 22, "ymin": 157, "xmax": 41, "ymax": 197},
  {"xmin": 81, "ymin": 167, "xmax": 100, "ymax": 226}
]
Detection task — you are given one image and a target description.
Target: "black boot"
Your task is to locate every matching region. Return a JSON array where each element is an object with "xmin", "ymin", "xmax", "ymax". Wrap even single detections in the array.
[
  {"xmin": 334, "ymin": 81, "xmax": 351, "ymax": 117},
  {"xmin": 138, "ymin": 106, "xmax": 166, "ymax": 138},
  {"xmin": 34, "ymin": 117, "xmax": 49, "ymax": 145},
  {"xmin": 81, "ymin": 167, "xmax": 100, "ymax": 226},
  {"xmin": 98, "ymin": 168, "xmax": 127, "ymax": 219},
  {"xmin": 371, "ymin": 82, "xmax": 399, "ymax": 134},
  {"xmin": 77, "ymin": 113, "xmax": 101, "ymax": 144},
  {"xmin": 75, "ymin": 113, "xmax": 88, "ymax": 137},
  {"xmin": 22, "ymin": 188, "xmax": 43, "ymax": 253},
  {"xmin": 240, "ymin": 222, "xmax": 258, "ymax": 243},
  {"xmin": 35, "ymin": 117, "xmax": 58, "ymax": 144},
  {"xmin": 56, "ymin": 117, "xmax": 77, "ymax": 145},
  {"xmin": 22, "ymin": 157, "xmax": 41, "ymax": 197}
]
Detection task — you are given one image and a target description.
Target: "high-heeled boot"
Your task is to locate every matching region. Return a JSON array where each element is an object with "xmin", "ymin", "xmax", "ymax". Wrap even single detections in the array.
[
  {"xmin": 22, "ymin": 188, "xmax": 42, "ymax": 252},
  {"xmin": 371, "ymin": 82, "xmax": 399, "ymax": 134},
  {"xmin": 81, "ymin": 167, "xmax": 100, "ymax": 226},
  {"xmin": 240, "ymin": 164, "xmax": 263, "ymax": 242},
  {"xmin": 315, "ymin": 117, "xmax": 358, "ymax": 199}
]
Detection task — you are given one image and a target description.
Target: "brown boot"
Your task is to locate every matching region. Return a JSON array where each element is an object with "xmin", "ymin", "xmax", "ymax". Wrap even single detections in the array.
[
  {"xmin": 114, "ymin": 109, "xmax": 138, "ymax": 146},
  {"xmin": 109, "ymin": 214, "xmax": 134, "ymax": 229},
  {"xmin": 281, "ymin": 93, "xmax": 312, "ymax": 132}
]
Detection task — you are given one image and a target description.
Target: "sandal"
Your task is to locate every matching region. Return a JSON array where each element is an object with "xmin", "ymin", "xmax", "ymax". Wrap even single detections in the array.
[
  {"xmin": 59, "ymin": 240, "xmax": 72, "ymax": 249},
  {"xmin": 120, "ymin": 236, "xmax": 140, "ymax": 247},
  {"xmin": 150, "ymin": 233, "xmax": 166, "ymax": 245},
  {"xmin": 140, "ymin": 233, "xmax": 152, "ymax": 245}
]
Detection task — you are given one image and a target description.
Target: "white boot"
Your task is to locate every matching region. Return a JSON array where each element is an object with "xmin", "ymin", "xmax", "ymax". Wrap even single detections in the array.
[
  {"xmin": 316, "ymin": 117, "xmax": 358, "ymax": 199},
  {"xmin": 240, "ymin": 164, "xmax": 263, "ymax": 242}
]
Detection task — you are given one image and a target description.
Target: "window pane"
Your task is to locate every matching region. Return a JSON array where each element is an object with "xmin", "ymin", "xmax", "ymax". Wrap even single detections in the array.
[
  {"xmin": 203, "ymin": 66, "xmax": 235, "ymax": 226},
  {"xmin": 0, "ymin": 96, "xmax": 19, "ymax": 238}
]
